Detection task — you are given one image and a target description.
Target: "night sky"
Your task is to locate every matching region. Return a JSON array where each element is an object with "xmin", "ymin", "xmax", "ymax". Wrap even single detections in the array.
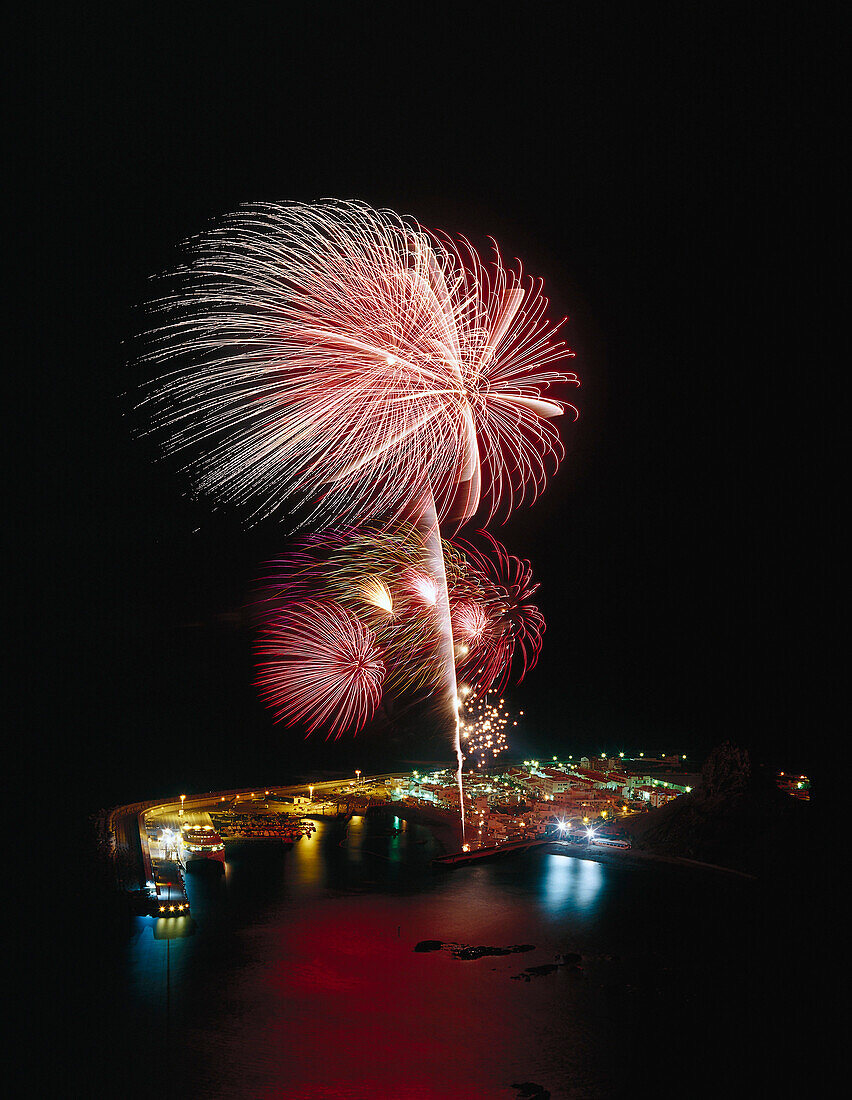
[{"xmin": 23, "ymin": 8, "xmax": 829, "ymax": 809}]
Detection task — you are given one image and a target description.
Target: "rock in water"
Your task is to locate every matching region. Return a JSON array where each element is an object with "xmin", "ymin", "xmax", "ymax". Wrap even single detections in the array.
[{"xmin": 512, "ymin": 1083, "xmax": 551, "ymax": 1099}]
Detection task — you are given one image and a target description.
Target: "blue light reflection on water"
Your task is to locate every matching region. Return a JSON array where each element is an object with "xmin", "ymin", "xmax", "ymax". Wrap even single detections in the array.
[{"xmin": 542, "ymin": 852, "xmax": 604, "ymax": 915}]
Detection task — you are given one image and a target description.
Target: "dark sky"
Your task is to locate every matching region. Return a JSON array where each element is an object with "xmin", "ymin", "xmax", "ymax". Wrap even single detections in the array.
[{"xmin": 22, "ymin": 7, "xmax": 830, "ymax": 807}]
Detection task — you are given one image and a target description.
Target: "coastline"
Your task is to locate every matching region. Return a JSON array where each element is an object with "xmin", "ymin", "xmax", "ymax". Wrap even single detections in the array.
[
  {"xmin": 545, "ymin": 840, "xmax": 757, "ymax": 879},
  {"xmin": 368, "ymin": 807, "xmax": 757, "ymax": 878}
]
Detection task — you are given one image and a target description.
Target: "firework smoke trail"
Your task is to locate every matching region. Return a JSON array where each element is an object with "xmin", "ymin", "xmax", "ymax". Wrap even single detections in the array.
[{"xmin": 406, "ymin": 486, "xmax": 466, "ymax": 837}]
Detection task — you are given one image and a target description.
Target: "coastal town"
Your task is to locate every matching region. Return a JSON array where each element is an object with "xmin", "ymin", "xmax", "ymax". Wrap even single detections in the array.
[
  {"xmin": 388, "ymin": 754, "xmax": 699, "ymax": 847},
  {"xmin": 100, "ymin": 748, "xmax": 811, "ymax": 918}
]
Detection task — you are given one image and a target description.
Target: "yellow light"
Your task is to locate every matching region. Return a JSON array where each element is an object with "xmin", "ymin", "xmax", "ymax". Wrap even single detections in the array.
[{"xmin": 362, "ymin": 576, "xmax": 394, "ymax": 614}]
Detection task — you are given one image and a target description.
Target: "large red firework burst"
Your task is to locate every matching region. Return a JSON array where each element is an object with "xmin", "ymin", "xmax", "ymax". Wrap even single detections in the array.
[
  {"xmin": 255, "ymin": 600, "xmax": 385, "ymax": 739},
  {"xmin": 139, "ymin": 200, "xmax": 578, "ymax": 529}
]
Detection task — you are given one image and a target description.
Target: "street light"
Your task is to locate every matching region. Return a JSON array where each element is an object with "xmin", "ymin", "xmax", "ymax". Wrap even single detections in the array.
[
  {"xmin": 179, "ymin": 794, "xmax": 186, "ymax": 817},
  {"xmin": 355, "ymin": 770, "xmax": 361, "ymax": 783}
]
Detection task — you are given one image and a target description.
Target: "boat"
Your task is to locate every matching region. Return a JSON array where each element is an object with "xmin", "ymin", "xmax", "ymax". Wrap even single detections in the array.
[
  {"xmin": 181, "ymin": 823, "xmax": 226, "ymax": 864},
  {"xmin": 589, "ymin": 835, "xmax": 631, "ymax": 849},
  {"xmin": 209, "ymin": 811, "xmax": 317, "ymax": 843}
]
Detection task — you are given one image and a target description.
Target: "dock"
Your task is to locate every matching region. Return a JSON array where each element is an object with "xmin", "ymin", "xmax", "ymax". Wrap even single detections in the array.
[{"xmin": 433, "ymin": 836, "xmax": 549, "ymax": 865}]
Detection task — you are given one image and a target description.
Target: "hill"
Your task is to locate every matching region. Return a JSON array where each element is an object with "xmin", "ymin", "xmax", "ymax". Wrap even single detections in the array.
[{"xmin": 623, "ymin": 742, "xmax": 811, "ymax": 878}]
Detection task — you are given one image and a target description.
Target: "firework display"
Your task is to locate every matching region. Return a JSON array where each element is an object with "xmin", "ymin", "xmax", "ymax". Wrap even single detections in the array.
[
  {"xmin": 139, "ymin": 200, "xmax": 577, "ymax": 529},
  {"xmin": 460, "ymin": 697, "xmax": 511, "ymax": 770},
  {"xmin": 139, "ymin": 200, "xmax": 575, "ymax": 765},
  {"xmin": 452, "ymin": 531, "xmax": 545, "ymax": 698},
  {"xmin": 255, "ymin": 601, "xmax": 385, "ymax": 740},
  {"xmin": 254, "ymin": 527, "xmax": 544, "ymax": 731},
  {"xmin": 256, "ymin": 525, "xmax": 446, "ymax": 699}
]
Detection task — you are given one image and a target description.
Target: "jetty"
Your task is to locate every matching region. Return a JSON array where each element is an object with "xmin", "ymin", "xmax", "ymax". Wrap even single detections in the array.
[{"xmin": 432, "ymin": 836, "xmax": 549, "ymax": 865}]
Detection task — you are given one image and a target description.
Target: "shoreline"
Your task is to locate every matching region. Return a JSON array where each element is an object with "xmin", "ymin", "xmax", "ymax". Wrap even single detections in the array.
[{"xmin": 545, "ymin": 840, "xmax": 757, "ymax": 879}]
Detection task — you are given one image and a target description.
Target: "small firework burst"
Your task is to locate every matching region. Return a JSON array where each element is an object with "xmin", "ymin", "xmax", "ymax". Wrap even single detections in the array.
[
  {"xmin": 360, "ymin": 575, "xmax": 394, "ymax": 616},
  {"xmin": 460, "ymin": 696, "xmax": 512, "ymax": 770},
  {"xmin": 451, "ymin": 532, "xmax": 544, "ymax": 699}
]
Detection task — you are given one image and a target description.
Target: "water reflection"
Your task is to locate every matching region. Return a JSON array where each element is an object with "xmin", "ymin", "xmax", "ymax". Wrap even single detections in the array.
[
  {"xmin": 152, "ymin": 915, "xmax": 195, "ymax": 940},
  {"xmin": 291, "ymin": 822, "xmax": 322, "ymax": 885},
  {"xmin": 543, "ymin": 852, "xmax": 603, "ymax": 914},
  {"xmin": 91, "ymin": 817, "xmax": 783, "ymax": 1099}
]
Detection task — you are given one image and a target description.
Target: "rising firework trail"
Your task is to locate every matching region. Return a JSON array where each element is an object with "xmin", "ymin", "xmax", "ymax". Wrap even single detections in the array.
[{"xmin": 138, "ymin": 201, "xmax": 578, "ymax": 833}]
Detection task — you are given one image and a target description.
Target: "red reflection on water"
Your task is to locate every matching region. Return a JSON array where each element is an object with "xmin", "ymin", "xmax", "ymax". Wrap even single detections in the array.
[{"xmin": 255, "ymin": 906, "xmax": 527, "ymax": 1098}]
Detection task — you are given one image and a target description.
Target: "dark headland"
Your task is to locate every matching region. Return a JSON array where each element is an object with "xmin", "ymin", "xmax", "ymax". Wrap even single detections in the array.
[{"xmin": 623, "ymin": 742, "xmax": 812, "ymax": 879}]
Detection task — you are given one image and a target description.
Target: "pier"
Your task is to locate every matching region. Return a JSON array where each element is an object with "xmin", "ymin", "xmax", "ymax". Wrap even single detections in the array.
[{"xmin": 432, "ymin": 836, "xmax": 549, "ymax": 865}]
